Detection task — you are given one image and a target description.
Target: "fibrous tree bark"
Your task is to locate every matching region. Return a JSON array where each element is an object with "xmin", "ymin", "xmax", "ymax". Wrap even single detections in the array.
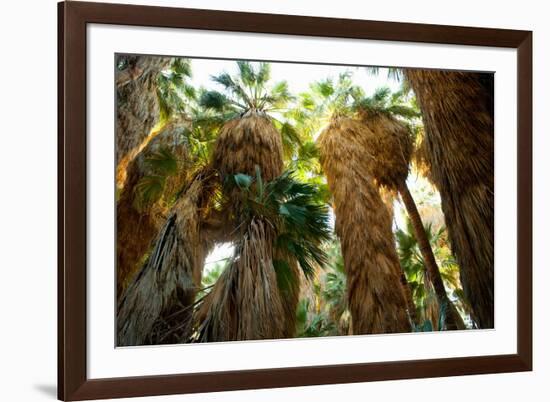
[
  {"xmin": 318, "ymin": 116, "xmax": 411, "ymax": 334},
  {"xmin": 195, "ymin": 111, "xmax": 300, "ymax": 340},
  {"xmin": 116, "ymin": 55, "xmax": 172, "ymax": 189},
  {"xmin": 116, "ymin": 120, "xmax": 189, "ymax": 296},
  {"xmin": 117, "ymin": 169, "xmax": 218, "ymax": 346},
  {"xmin": 195, "ymin": 218, "xmax": 287, "ymax": 341},
  {"xmin": 405, "ymin": 70, "xmax": 494, "ymax": 328},
  {"xmin": 398, "ymin": 182, "xmax": 465, "ymax": 330},
  {"xmin": 359, "ymin": 110, "xmax": 465, "ymax": 330}
]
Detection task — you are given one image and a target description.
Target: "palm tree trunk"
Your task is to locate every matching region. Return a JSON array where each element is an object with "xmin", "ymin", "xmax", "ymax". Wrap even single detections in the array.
[
  {"xmin": 116, "ymin": 154, "xmax": 159, "ymax": 297},
  {"xmin": 318, "ymin": 117, "xmax": 411, "ymax": 334},
  {"xmin": 400, "ymin": 271, "xmax": 419, "ymax": 327},
  {"xmin": 117, "ymin": 170, "xmax": 218, "ymax": 346},
  {"xmin": 405, "ymin": 69, "xmax": 494, "ymax": 328},
  {"xmin": 116, "ymin": 55, "xmax": 171, "ymax": 190},
  {"xmin": 115, "ymin": 56, "xmax": 178, "ymax": 297},
  {"xmin": 116, "ymin": 120, "xmax": 189, "ymax": 297},
  {"xmin": 276, "ymin": 252, "xmax": 302, "ymax": 338},
  {"xmin": 194, "ymin": 218, "xmax": 286, "ymax": 341},
  {"xmin": 398, "ymin": 181, "xmax": 465, "ymax": 330},
  {"xmin": 381, "ymin": 188, "xmax": 418, "ymax": 327},
  {"xmin": 207, "ymin": 112, "xmax": 299, "ymax": 339}
]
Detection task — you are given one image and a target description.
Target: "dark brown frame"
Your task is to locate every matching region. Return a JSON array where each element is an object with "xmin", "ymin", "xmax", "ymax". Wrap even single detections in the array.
[{"xmin": 58, "ymin": 1, "xmax": 532, "ymax": 400}]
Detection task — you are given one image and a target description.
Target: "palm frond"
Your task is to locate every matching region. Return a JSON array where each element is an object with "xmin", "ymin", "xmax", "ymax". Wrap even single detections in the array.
[
  {"xmin": 387, "ymin": 104, "xmax": 421, "ymax": 119},
  {"xmin": 144, "ymin": 147, "xmax": 179, "ymax": 175},
  {"xmin": 134, "ymin": 175, "xmax": 165, "ymax": 209},
  {"xmin": 225, "ymin": 169, "xmax": 332, "ymax": 279},
  {"xmin": 365, "ymin": 66, "xmax": 404, "ymax": 81},
  {"xmin": 172, "ymin": 58, "xmax": 192, "ymax": 78},
  {"xmin": 212, "ymin": 72, "xmax": 252, "ymax": 107},
  {"xmin": 272, "ymin": 119, "xmax": 302, "ymax": 159},
  {"xmin": 256, "ymin": 62, "xmax": 271, "ymax": 85},
  {"xmin": 199, "ymin": 90, "xmax": 233, "ymax": 111},
  {"xmin": 236, "ymin": 60, "xmax": 257, "ymax": 87},
  {"xmin": 372, "ymin": 86, "xmax": 391, "ymax": 103},
  {"xmin": 264, "ymin": 81, "xmax": 293, "ymax": 110},
  {"xmin": 207, "ymin": 62, "xmax": 294, "ymax": 120},
  {"xmin": 155, "ymin": 58, "xmax": 195, "ymax": 120}
]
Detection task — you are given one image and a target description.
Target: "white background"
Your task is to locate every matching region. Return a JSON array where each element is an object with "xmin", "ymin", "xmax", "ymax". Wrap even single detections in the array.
[{"xmin": 0, "ymin": 0, "xmax": 546, "ymax": 401}]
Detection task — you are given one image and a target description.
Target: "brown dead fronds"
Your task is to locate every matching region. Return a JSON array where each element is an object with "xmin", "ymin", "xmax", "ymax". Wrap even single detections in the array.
[
  {"xmin": 317, "ymin": 116, "xmax": 411, "ymax": 334},
  {"xmin": 194, "ymin": 218, "xmax": 286, "ymax": 342},
  {"xmin": 212, "ymin": 110, "xmax": 284, "ymax": 181},
  {"xmin": 117, "ymin": 168, "xmax": 220, "ymax": 346},
  {"xmin": 405, "ymin": 69, "xmax": 494, "ymax": 328}
]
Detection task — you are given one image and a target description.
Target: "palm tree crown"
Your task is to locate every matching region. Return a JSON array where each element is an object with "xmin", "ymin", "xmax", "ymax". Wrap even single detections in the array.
[{"xmin": 199, "ymin": 61, "xmax": 293, "ymax": 115}]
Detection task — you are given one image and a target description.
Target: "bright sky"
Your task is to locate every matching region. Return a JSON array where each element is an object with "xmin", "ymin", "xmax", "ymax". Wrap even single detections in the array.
[{"xmin": 188, "ymin": 58, "xmax": 401, "ymax": 97}]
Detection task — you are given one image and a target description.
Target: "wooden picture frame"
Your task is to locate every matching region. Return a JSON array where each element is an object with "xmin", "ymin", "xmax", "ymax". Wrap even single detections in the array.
[{"xmin": 58, "ymin": 1, "xmax": 532, "ymax": 400}]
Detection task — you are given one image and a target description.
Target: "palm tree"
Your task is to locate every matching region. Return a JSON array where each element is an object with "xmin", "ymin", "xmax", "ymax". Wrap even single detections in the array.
[
  {"xmin": 404, "ymin": 69, "xmax": 494, "ymax": 328},
  {"xmin": 317, "ymin": 115, "xmax": 411, "ymax": 334},
  {"xmin": 116, "ymin": 56, "xmax": 190, "ymax": 189},
  {"xmin": 297, "ymin": 74, "xmax": 409, "ymax": 334},
  {"xmin": 193, "ymin": 171, "xmax": 331, "ymax": 341},
  {"xmin": 117, "ymin": 167, "xmax": 220, "ymax": 346},
  {"xmin": 396, "ymin": 218, "xmax": 470, "ymax": 329},
  {"xmin": 195, "ymin": 62, "xmax": 307, "ymax": 339},
  {"xmin": 365, "ymin": 68, "xmax": 494, "ymax": 328},
  {"xmin": 296, "ymin": 240, "xmax": 350, "ymax": 337},
  {"xmin": 200, "ymin": 61, "xmax": 299, "ymax": 180},
  {"xmin": 351, "ymin": 86, "xmax": 465, "ymax": 330}
]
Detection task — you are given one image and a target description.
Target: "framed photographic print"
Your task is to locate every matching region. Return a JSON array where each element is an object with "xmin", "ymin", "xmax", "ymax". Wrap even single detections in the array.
[{"xmin": 58, "ymin": 1, "xmax": 532, "ymax": 400}]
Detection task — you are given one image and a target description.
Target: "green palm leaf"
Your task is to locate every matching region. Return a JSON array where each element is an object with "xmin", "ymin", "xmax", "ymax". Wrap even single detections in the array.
[{"xmin": 225, "ymin": 169, "xmax": 332, "ymax": 279}]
